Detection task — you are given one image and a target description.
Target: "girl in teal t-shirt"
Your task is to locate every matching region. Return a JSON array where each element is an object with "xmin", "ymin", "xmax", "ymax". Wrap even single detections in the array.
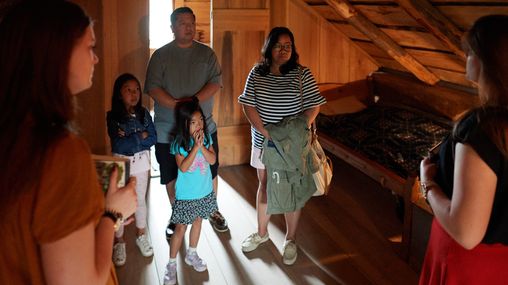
[{"xmin": 164, "ymin": 100, "xmax": 218, "ymax": 284}]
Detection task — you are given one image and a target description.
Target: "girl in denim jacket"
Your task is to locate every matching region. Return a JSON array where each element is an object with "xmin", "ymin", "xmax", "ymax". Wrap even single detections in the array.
[{"xmin": 107, "ymin": 73, "xmax": 157, "ymax": 266}]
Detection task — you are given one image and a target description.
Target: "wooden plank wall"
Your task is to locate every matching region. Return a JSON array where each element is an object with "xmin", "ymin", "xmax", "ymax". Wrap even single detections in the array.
[
  {"xmin": 66, "ymin": 0, "xmax": 377, "ymax": 165},
  {"xmin": 211, "ymin": 0, "xmax": 270, "ymax": 166},
  {"xmin": 210, "ymin": 0, "xmax": 378, "ymax": 166},
  {"xmin": 7, "ymin": 1, "xmax": 507, "ymax": 164},
  {"xmin": 276, "ymin": 0, "xmax": 379, "ymax": 83},
  {"xmin": 72, "ymin": 0, "xmax": 149, "ymax": 155}
]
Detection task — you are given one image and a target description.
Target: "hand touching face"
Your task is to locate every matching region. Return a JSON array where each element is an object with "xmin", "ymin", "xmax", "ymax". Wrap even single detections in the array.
[
  {"xmin": 189, "ymin": 111, "xmax": 204, "ymax": 146},
  {"xmin": 193, "ymin": 129, "xmax": 204, "ymax": 147}
]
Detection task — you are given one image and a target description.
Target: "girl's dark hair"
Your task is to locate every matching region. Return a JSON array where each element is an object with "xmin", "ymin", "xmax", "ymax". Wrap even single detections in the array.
[
  {"xmin": 0, "ymin": 1, "xmax": 91, "ymax": 209},
  {"xmin": 454, "ymin": 15, "xmax": 508, "ymax": 157},
  {"xmin": 173, "ymin": 99, "xmax": 209, "ymax": 153},
  {"xmin": 110, "ymin": 73, "xmax": 145, "ymax": 123},
  {"xmin": 255, "ymin": 27, "xmax": 300, "ymax": 76}
]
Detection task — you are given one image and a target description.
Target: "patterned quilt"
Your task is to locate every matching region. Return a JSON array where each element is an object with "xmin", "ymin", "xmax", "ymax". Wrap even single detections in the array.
[{"xmin": 316, "ymin": 104, "xmax": 452, "ymax": 178}]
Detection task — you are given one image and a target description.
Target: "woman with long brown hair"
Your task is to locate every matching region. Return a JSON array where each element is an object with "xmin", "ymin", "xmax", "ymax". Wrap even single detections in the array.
[
  {"xmin": 419, "ymin": 15, "xmax": 508, "ymax": 284},
  {"xmin": 0, "ymin": 2, "xmax": 137, "ymax": 284}
]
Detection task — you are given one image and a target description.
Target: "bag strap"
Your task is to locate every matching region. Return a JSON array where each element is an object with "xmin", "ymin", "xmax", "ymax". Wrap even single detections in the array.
[
  {"xmin": 298, "ymin": 66, "xmax": 318, "ymax": 141},
  {"xmin": 298, "ymin": 66, "xmax": 304, "ymax": 112}
]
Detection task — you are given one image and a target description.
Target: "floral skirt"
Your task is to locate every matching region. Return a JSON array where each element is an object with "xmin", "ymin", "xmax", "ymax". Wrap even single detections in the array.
[{"xmin": 170, "ymin": 191, "xmax": 218, "ymax": 225}]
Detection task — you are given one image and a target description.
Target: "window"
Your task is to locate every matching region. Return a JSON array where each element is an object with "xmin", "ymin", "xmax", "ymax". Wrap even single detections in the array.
[{"xmin": 149, "ymin": 0, "xmax": 173, "ymax": 50}]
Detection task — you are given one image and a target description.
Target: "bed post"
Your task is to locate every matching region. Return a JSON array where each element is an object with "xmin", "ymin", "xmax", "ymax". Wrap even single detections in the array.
[{"xmin": 401, "ymin": 175, "xmax": 417, "ymax": 261}]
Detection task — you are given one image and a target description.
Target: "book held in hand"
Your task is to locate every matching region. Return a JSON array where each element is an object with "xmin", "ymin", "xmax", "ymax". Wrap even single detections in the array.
[{"xmin": 92, "ymin": 155, "xmax": 130, "ymax": 193}]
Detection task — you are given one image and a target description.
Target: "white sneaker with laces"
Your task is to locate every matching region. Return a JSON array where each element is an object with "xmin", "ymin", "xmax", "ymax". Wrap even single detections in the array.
[
  {"xmin": 241, "ymin": 232, "xmax": 269, "ymax": 252},
  {"xmin": 163, "ymin": 262, "xmax": 177, "ymax": 285},
  {"xmin": 112, "ymin": 242, "xmax": 126, "ymax": 266},
  {"xmin": 135, "ymin": 234, "xmax": 154, "ymax": 257},
  {"xmin": 184, "ymin": 250, "xmax": 207, "ymax": 272},
  {"xmin": 282, "ymin": 240, "xmax": 298, "ymax": 265}
]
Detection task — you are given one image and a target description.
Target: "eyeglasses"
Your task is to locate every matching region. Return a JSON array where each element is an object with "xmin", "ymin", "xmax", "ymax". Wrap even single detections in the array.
[{"xmin": 273, "ymin": 43, "xmax": 292, "ymax": 52}]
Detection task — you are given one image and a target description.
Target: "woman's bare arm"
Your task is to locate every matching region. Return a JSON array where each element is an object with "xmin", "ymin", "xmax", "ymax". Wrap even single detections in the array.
[
  {"xmin": 242, "ymin": 105, "xmax": 270, "ymax": 139},
  {"xmin": 42, "ymin": 170, "xmax": 137, "ymax": 285},
  {"xmin": 424, "ymin": 143, "xmax": 496, "ymax": 249}
]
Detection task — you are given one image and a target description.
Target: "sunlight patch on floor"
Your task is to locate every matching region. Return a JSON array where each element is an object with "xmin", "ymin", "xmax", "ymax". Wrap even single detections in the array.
[
  {"xmin": 388, "ymin": 234, "xmax": 402, "ymax": 243},
  {"xmin": 217, "ymin": 176, "xmax": 286, "ymax": 243}
]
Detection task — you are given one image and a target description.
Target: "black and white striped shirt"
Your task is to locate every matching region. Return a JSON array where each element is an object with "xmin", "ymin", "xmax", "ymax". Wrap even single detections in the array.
[{"xmin": 238, "ymin": 66, "xmax": 326, "ymax": 149}]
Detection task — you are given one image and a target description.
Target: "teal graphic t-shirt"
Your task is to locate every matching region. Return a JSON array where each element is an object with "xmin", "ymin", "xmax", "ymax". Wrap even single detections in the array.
[{"xmin": 171, "ymin": 135, "xmax": 213, "ymax": 200}]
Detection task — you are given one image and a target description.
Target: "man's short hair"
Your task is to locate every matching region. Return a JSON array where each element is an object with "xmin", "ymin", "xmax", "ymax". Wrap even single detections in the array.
[{"xmin": 170, "ymin": 7, "xmax": 195, "ymax": 26}]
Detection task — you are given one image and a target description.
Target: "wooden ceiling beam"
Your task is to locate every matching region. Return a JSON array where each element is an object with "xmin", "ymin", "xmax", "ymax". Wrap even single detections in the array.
[
  {"xmin": 395, "ymin": 0, "xmax": 465, "ymax": 61},
  {"xmin": 324, "ymin": 0, "xmax": 440, "ymax": 85}
]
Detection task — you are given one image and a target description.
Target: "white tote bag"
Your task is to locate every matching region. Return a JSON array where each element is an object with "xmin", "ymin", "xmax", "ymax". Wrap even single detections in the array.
[{"xmin": 311, "ymin": 133, "xmax": 333, "ymax": 196}]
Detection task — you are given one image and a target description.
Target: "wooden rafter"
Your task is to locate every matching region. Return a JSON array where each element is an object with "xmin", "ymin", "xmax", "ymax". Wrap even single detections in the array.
[
  {"xmin": 324, "ymin": 0, "xmax": 440, "ymax": 85},
  {"xmin": 395, "ymin": 0, "xmax": 465, "ymax": 61}
]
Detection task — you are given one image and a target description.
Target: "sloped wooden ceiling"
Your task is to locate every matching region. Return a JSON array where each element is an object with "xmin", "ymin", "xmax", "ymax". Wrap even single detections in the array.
[{"xmin": 301, "ymin": 0, "xmax": 508, "ymax": 88}]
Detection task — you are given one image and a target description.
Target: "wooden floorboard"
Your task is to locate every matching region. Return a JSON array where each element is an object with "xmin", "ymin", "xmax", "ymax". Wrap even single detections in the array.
[{"xmin": 116, "ymin": 155, "xmax": 419, "ymax": 285}]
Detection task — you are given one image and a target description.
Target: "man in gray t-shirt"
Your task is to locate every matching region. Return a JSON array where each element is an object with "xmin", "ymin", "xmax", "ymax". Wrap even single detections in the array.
[{"xmin": 144, "ymin": 7, "xmax": 228, "ymax": 237}]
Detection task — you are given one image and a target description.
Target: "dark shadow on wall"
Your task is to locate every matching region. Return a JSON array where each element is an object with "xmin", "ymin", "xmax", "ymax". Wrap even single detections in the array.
[
  {"xmin": 0, "ymin": 0, "xmax": 21, "ymax": 20},
  {"xmin": 119, "ymin": 15, "xmax": 151, "ymax": 108}
]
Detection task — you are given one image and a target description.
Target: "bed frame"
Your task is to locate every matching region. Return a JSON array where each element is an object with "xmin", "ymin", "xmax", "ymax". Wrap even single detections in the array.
[{"xmin": 317, "ymin": 71, "xmax": 478, "ymax": 265}]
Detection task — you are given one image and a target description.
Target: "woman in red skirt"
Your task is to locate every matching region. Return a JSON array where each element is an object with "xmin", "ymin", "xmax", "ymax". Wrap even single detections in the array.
[{"xmin": 419, "ymin": 15, "xmax": 508, "ymax": 285}]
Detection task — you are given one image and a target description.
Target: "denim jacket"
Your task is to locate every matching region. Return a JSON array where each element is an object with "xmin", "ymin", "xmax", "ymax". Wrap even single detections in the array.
[{"xmin": 107, "ymin": 108, "xmax": 157, "ymax": 156}]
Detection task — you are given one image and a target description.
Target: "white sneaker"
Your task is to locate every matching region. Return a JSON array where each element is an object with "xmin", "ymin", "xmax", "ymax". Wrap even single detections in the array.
[
  {"xmin": 112, "ymin": 242, "xmax": 126, "ymax": 266},
  {"xmin": 135, "ymin": 234, "xmax": 154, "ymax": 257},
  {"xmin": 163, "ymin": 261, "xmax": 177, "ymax": 285},
  {"xmin": 184, "ymin": 250, "xmax": 207, "ymax": 272},
  {"xmin": 282, "ymin": 240, "xmax": 297, "ymax": 265},
  {"xmin": 241, "ymin": 232, "xmax": 269, "ymax": 252}
]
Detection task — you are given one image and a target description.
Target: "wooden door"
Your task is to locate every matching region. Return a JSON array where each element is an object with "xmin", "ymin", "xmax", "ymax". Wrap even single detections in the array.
[{"xmin": 212, "ymin": 0, "xmax": 270, "ymax": 166}]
